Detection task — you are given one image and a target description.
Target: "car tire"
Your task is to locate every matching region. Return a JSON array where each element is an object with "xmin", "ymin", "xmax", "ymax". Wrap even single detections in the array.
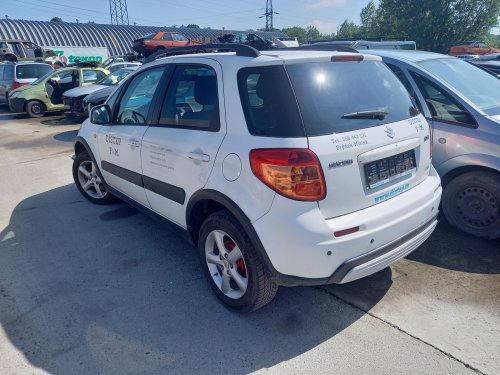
[
  {"xmin": 72, "ymin": 151, "xmax": 118, "ymax": 205},
  {"xmin": 198, "ymin": 210, "xmax": 278, "ymax": 312},
  {"xmin": 442, "ymin": 171, "xmax": 500, "ymax": 239},
  {"xmin": 26, "ymin": 100, "xmax": 46, "ymax": 118}
]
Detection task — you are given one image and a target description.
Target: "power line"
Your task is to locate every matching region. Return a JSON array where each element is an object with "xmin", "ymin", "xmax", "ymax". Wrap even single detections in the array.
[{"xmin": 259, "ymin": 0, "xmax": 278, "ymax": 31}]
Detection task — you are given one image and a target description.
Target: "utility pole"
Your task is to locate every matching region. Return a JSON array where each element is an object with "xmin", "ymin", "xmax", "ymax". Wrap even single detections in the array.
[
  {"xmin": 260, "ymin": 0, "xmax": 278, "ymax": 31},
  {"xmin": 109, "ymin": 0, "xmax": 129, "ymax": 25}
]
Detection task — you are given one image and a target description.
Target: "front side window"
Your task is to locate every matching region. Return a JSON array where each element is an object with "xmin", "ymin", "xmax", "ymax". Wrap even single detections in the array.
[
  {"xmin": 83, "ymin": 70, "xmax": 105, "ymax": 83},
  {"xmin": 159, "ymin": 65, "xmax": 219, "ymax": 131},
  {"xmin": 411, "ymin": 72, "xmax": 476, "ymax": 126},
  {"xmin": 116, "ymin": 67, "xmax": 165, "ymax": 125},
  {"xmin": 161, "ymin": 33, "xmax": 173, "ymax": 41}
]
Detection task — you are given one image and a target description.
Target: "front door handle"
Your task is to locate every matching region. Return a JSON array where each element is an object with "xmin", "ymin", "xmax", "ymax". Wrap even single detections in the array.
[
  {"xmin": 128, "ymin": 139, "xmax": 141, "ymax": 148},
  {"xmin": 188, "ymin": 152, "xmax": 210, "ymax": 162}
]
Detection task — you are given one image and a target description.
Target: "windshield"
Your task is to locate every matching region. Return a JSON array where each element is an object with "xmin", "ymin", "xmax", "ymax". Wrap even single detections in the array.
[
  {"xmin": 96, "ymin": 68, "xmax": 133, "ymax": 86},
  {"xmin": 418, "ymin": 58, "xmax": 500, "ymax": 115},
  {"xmin": 31, "ymin": 70, "xmax": 58, "ymax": 85}
]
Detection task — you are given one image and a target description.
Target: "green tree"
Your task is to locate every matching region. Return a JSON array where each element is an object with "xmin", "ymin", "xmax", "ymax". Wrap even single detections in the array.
[
  {"xmin": 50, "ymin": 17, "xmax": 64, "ymax": 23},
  {"xmin": 186, "ymin": 24, "xmax": 200, "ymax": 28},
  {"xmin": 306, "ymin": 26, "xmax": 322, "ymax": 42},
  {"xmin": 281, "ymin": 26, "xmax": 308, "ymax": 43},
  {"xmin": 360, "ymin": 1, "xmax": 379, "ymax": 37},
  {"xmin": 337, "ymin": 20, "xmax": 361, "ymax": 39},
  {"xmin": 377, "ymin": 0, "xmax": 500, "ymax": 52}
]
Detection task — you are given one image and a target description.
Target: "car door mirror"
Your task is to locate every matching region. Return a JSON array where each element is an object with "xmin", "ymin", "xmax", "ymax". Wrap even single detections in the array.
[{"xmin": 91, "ymin": 104, "xmax": 111, "ymax": 125}]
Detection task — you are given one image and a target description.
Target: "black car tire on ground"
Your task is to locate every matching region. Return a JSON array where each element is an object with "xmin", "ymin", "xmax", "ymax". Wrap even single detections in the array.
[
  {"xmin": 72, "ymin": 151, "xmax": 118, "ymax": 205},
  {"xmin": 198, "ymin": 210, "xmax": 278, "ymax": 313},
  {"xmin": 26, "ymin": 100, "xmax": 46, "ymax": 118},
  {"xmin": 442, "ymin": 171, "xmax": 500, "ymax": 239}
]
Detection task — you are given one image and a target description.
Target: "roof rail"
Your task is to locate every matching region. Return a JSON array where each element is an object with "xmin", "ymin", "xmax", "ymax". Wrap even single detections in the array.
[
  {"xmin": 144, "ymin": 43, "xmax": 260, "ymax": 63},
  {"xmin": 279, "ymin": 45, "xmax": 359, "ymax": 53}
]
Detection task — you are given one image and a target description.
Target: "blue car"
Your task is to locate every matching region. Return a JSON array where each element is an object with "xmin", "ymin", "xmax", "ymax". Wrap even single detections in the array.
[{"xmin": 364, "ymin": 50, "xmax": 500, "ymax": 239}]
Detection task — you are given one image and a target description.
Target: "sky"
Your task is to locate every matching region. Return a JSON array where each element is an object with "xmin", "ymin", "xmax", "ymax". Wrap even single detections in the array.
[
  {"xmin": 1, "ymin": 0, "xmax": 371, "ymax": 35},
  {"xmin": 2, "ymin": 0, "xmax": 499, "ymax": 35}
]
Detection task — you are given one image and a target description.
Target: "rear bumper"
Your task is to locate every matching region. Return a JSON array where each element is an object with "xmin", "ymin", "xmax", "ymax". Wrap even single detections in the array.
[
  {"xmin": 252, "ymin": 167, "xmax": 442, "ymax": 284},
  {"xmin": 8, "ymin": 97, "xmax": 26, "ymax": 113}
]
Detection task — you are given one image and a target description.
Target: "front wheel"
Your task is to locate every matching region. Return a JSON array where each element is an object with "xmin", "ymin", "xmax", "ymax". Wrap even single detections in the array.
[
  {"xmin": 198, "ymin": 210, "xmax": 278, "ymax": 312},
  {"xmin": 72, "ymin": 151, "xmax": 118, "ymax": 205},
  {"xmin": 26, "ymin": 100, "xmax": 46, "ymax": 118},
  {"xmin": 442, "ymin": 171, "xmax": 500, "ymax": 239}
]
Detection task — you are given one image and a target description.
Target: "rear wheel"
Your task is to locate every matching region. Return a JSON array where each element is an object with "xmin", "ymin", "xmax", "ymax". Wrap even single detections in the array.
[
  {"xmin": 442, "ymin": 171, "xmax": 500, "ymax": 239},
  {"xmin": 26, "ymin": 100, "xmax": 46, "ymax": 118},
  {"xmin": 72, "ymin": 151, "xmax": 118, "ymax": 205},
  {"xmin": 198, "ymin": 210, "xmax": 278, "ymax": 312}
]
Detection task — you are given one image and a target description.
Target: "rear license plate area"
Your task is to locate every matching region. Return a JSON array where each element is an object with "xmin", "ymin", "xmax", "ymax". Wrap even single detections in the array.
[{"xmin": 364, "ymin": 150, "xmax": 416, "ymax": 189}]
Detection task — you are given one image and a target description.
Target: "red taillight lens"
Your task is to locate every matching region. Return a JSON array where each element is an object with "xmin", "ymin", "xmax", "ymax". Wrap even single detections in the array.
[
  {"xmin": 12, "ymin": 81, "xmax": 29, "ymax": 90},
  {"xmin": 250, "ymin": 148, "xmax": 326, "ymax": 201},
  {"xmin": 331, "ymin": 55, "xmax": 364, "ymax": 62}
]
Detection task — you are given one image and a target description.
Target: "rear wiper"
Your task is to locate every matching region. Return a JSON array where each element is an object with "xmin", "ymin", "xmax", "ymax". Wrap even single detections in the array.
[{"xmin": 341, "ymin": 110, "xmax": 388, "ymax": 120}]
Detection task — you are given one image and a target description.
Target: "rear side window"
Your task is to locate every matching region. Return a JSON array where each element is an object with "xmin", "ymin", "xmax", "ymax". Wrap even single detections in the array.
[
  {"xmin": 286, "ymin": 60, "xmax": 419, "ymax": 136},
  {"xmin": 237, "ymin": 65, "xmax": 304, "ymax": 137},
  {"xmin": 159, "ymin": 65, "xmax": 219, "ymax": 131},
  {"xmin": 15, "ymin": 64, "xmax": 52, "ymax": 80}
]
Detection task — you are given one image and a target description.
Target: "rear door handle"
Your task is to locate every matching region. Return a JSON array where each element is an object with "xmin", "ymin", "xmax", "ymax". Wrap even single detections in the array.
[{"xmin": 188, "ymin": 152, "xmax": 210, "ymax": 162}]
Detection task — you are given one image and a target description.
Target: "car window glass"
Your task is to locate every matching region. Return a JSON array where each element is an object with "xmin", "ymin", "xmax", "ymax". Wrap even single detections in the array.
[
  {"xmin": 238, "ymin": 65, "xmax": 304, "ymax": 137},
  {"xmin": 419, "ymin": 57, "xmax": 500, "ymax": 114},
  {"xmin": 16, "ymin": 64, "xmax": 53, "ymax": 80},
  {"xmin": 159, "ymin": 65, "xmax": 219, "ymax": 131},
  {"xmin": 0, "ymin": 65, "xmax": 4, "ymax": 80},
  {"xmin": 162, "ymin": 33, "xmax": 173, "ymax": 41},
  {"xmin": 116, "ymin": 67, "xmax": 165, "ymax": 125},
  {"xmin": 83, "ymin": 70, "xmax": 97, "ymax": 83},
  {"xmin": 386, "ymin": 63, "xmax": 423, "ymax": 113},
  {"xmin": 173, "ymin": 34, "xmax": 188, "ymax": 42},
  {"xmin": 4, "ymin": 64, "xmax": 13, "ymax": 79},
  {"xmin": 411, "ymin": 72, "xmax": 476, "ymax": 126}
]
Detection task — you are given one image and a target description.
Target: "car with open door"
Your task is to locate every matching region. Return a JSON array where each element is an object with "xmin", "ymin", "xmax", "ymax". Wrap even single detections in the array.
[{"xmin": 8, "ymin": 62, "xmax": 109, "ymax": 117}]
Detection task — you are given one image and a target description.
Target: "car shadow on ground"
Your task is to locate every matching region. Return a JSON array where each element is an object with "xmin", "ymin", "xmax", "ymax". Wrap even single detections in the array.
[
  {"xmin": 405, "ymin": 214, "xmax": 500, "ymax": 274},
  {"xmin": 53, "ymin": 129, "xmax": 79, "ymax": 142},
  {"xmin": 0, "ymin": 184, "xmax": 393, "ymax": 375},
  {"xmin": 41, "ymin": 116, "xmax": 80, "ymax": 126}
]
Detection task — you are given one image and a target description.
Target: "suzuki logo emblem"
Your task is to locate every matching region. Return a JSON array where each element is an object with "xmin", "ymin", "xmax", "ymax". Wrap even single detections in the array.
[{"xmin": 385, "ymin": 126, "xmax": 395, "ymax": 139}]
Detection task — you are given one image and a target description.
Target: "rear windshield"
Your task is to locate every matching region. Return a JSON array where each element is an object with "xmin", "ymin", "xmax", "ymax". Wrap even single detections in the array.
[
  {"xmin": 238, "ymin": 60, "xmax": 418, "ymax": 137},
  {"xmin": 16, "ymin": 64, "xmax": 52, "ymax": 80}
]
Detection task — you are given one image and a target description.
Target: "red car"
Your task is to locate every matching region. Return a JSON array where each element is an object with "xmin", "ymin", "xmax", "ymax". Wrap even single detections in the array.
[
  {"xmin": 449, "ymin": 41, "xmax": 500, "ymax": 56},
  {"xmin": 132, "ymin": 32, "xmax": 202, "ymax": 57}
]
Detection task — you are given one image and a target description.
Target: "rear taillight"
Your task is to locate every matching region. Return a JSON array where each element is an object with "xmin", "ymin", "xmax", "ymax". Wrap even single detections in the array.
[
  {"xmin": 250, "ymin": 148, "xmax": 326, "ymax": 201},
  {"xmin": 12, "ymin": 81, "xmax": 28, "ymax": 90}
]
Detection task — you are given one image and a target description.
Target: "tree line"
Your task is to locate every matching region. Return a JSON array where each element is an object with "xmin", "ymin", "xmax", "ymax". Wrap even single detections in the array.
[{"xmin": 281, "ymin": 0, "xmax": 500, "ymax": 52}]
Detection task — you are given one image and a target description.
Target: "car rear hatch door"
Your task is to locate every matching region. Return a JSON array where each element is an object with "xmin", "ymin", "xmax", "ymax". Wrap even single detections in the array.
[{"xmin": 285, "ymin": 55, "xmax": 432, "ymax": 218}]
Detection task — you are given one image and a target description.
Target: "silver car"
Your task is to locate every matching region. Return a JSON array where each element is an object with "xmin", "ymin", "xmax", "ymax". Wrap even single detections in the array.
[{"xmin": 365, "ymin": 50, "xmax": 499, "ymax": 239}]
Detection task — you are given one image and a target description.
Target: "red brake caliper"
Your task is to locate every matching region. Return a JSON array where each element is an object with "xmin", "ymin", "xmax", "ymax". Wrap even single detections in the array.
[{"xmin": 224, "ymin": 238, "xmax": 247, "ymax": 278}]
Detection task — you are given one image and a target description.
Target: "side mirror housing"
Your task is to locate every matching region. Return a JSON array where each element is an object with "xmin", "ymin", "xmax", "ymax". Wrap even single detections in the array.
[{"xmin": 91, "ymin": 104, "xmax": 111, "ymax": 125}]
